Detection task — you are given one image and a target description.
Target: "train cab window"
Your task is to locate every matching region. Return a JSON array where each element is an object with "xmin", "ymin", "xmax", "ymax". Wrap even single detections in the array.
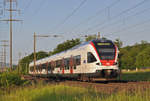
[{"xmin": 87, "ymin": 52, "xmax": 97, "ymax": 63}]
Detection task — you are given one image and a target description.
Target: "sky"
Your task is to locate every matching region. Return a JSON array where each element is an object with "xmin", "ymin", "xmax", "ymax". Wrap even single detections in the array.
[{"xmin": 0, "ymin": 0, "xmax": 150, "ymax": 64}]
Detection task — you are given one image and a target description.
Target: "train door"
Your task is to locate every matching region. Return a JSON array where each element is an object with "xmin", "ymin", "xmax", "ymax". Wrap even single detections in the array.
[
  {"xmin": 46, "ymin": 62, "xmax": 48, "ymax": 75},
  {"xmin": 61, "ymin": 58, "xmax": 65, "ymax": 74},
  {"xmin": 69, "ymin": 56, "xmax": 74, "ymax": 74},
  {"xmin": 51, "ymin": 61, "xmax": 55, "ymax": 74}
]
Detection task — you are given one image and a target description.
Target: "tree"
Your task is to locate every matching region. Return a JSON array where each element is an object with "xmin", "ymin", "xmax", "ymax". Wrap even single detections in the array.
[
  {"xmin": 135, "ymin": 47, "xmax": 150, "ymax": 68},
  {"xmin": 85, "ymin": 35, "xmax": 97, "ymax": 41},
  {"xmin": 119, "ymin": 48, "xmax": 135, "ymax": 69},
  {"xmin": 51, "ymin": 38, "xmax": 81, "ymax": 55}
]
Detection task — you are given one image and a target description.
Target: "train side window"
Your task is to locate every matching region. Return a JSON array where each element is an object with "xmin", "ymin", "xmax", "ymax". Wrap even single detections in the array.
[
  {"xmin": 30, "ymin": 66, "xmax": 34, "ymax": 72},
  {"xmin": 74, "ymin": 64, "xmax": 76, "ymax": 69},
  {"xmin": 64, "ymin": 58, "xmax": 70, "ymax": 70},
  {"xmin": 36, "ymin": 65, "xmax": 40, "ymax": 71},
  {"xmin": 72, "ymin": 57, "xmax": 76, "ymax": 69},
  {"xmin": 42, "ymin": 64, "xmax": 47, "ymax": 69},
  {"xmin": 56, "ymin": 60, "xmax": 61, "ymax": 68},
  {"xmin": 74, "ymin": 55, "xmax": 81, "ymax": 65},
  {"xmin": 87, "ymin": 52, "xmax": 97, "ymax": 63},
  {"xmin": 48, "ymin": 63, "xmax": 51, "ymax": 71}
]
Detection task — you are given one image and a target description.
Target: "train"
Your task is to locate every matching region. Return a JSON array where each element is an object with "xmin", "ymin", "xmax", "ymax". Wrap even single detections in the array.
[{"xmin": 29, "ymin": 39, "xmax": 120, "ymax": 81}]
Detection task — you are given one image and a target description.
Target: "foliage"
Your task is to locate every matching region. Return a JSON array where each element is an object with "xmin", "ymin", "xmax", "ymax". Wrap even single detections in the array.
[
  {"xmin": 51, "ymin": 38, "xmax": 81, "ymax": 55},
  {"xmin": 85, "ymin": 35, "xmax": 97, "ymax": 41},
  {"xmin": 135, "ymin": 47, "xmax": 150, "ymax": 68},
  {"xmin": 0, "ymin": 84, "xmax": 150, "ymax": 101},
  {"xmin": 119, "ymin": 41, "xmax": 150, "ymax": 69},
  {"xmin": 0, "ymin": 72, "xmax": 29, "ymax": 87}
]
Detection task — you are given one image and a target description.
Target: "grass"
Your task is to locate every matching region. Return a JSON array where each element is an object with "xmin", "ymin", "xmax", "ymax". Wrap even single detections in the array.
[
  {"xmin": 0, "ymin": 70, "xmax": 150, "ymax": 101},
  {"xmin": 121, "ymin": 69, "xmax": 150, "ymax": 81},
  {"xmin": 0, "ymin": 84, "xmax": 150, "ymax": 101}
]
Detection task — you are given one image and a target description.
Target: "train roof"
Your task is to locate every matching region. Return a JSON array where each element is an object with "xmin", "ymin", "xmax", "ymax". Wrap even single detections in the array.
[{"xmin": 29, "ymin": 38, "xmax": 113, "ymax": 66}]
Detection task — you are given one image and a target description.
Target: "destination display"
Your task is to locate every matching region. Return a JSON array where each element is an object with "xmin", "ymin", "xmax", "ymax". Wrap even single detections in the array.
[{"xmin": 97, "ymin": 43, "xmax": 111, "ymax": 46}]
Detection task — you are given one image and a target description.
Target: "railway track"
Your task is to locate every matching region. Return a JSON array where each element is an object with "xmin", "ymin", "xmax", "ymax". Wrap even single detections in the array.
[
  {"xmin": 22, "ymin": 75, "xmax": 150, "ymax": 94},
  {"xmin": 60, "ymin": 80, "xmax": 150, "ymax": 94},
  {"xmin": 22, "ymin": 75, "xmax": 149, "ymax": 83}
]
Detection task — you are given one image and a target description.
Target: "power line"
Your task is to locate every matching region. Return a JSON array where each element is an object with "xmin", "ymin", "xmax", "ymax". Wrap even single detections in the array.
[
  {"xmin": 31, "ymin": 0, "xmax": 48, "ymax": 16},
  {"xmin": 95, "ymin": 6, "xmax": 150, "ymax": 32},
  {"xmin": 53, "ymin": 0, "xmax": 88, "ymax": 32},
  {"xmin": 23, "ymin": 0, "xmax": 33, "ymax": 13},
  {"xmin": 84, "ymin": 0, "xmax": 149, "ymax": 33},
  {"xmin": 69, "ymin": 0, "xmax": 121, "ymax": 32},
  {"xmin": 104, "ymin": 18, "xmax": 150, "ymax": 37}
]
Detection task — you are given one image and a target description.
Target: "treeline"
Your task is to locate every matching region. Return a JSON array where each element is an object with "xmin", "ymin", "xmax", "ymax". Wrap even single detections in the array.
[
  {"xmin": 19, "ymin": 37, "xmax": 150, "ymax": 74},
  {"xmin": 119, "ymin": 40, "xmax": 150, "ymax": 69}
]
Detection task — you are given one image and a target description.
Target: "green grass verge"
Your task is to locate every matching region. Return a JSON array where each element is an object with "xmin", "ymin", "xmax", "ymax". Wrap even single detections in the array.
[
  {"xmin": 0, "ymin": 84, "xmax": 150, "ymax": 101},
  {"xmin": 121, "ymin": 69, "xmax": 150, "ymax": 81}
]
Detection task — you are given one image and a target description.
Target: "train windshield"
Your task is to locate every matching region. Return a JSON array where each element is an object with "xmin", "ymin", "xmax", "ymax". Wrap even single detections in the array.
[{"xmin": 94, "ymin": 41, "xmax": 116, "ymax": 60}]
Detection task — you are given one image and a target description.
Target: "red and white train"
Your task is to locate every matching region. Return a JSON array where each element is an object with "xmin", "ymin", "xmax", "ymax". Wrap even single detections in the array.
[{"xmin": 29, "ymin": 39, "xmax": 120, "ymax": 81}]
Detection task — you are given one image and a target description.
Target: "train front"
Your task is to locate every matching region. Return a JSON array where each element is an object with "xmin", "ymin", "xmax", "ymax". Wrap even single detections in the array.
[{"xmin": 90, "ymin": 39, "xmax": 120, "ymax": 80}]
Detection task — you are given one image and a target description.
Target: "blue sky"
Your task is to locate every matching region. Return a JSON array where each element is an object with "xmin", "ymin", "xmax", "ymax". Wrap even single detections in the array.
[{"xmin": 0, "ymin": 0, "xmax": 150, "ymax": 64}]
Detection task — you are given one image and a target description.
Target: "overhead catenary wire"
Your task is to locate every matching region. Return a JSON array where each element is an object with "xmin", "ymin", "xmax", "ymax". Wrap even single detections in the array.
[
  {"xmin": 69, "ymin": 0, "xmax": 121, "ymax": 32},
  {"xmin": 31, "ymin": 0, "xmax": 48, "ymax": 16},
  {"xmin": 23, "ymin": 0, "xmax": 33, "ymax": 13},
  {"xmin": 53, "ymin": 0, "xmax": 88, "ymax": 32},
  {"xmin": 103, "ymin": 18, "xmax": 150, "ymax": 38},
  {"xmin": 84, "ymin": 0, "xmax": 149, "ymax": 33},
  {"xmin": 94, "ymin": 6, "xmax": 150, "ymax": 32}
]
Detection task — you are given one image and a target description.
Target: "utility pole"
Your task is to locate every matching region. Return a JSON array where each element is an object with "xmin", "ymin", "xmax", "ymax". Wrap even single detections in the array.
[
  {"xmin": 97, "ymin": 32, "xmax": 100, "ymax": 39},
  {"xmin": 18, "ymin": 52, "xmax": 21, "ymax": 74},
  {"xmin": 0, "ymin": 51, "xmax": 4, "ymax": 69},
  {"xmin": 0, "ymin": 2, "xmax": 3, "ymax": 16},
  {"xmin": 0, "ymin": 40, "xmax": 9, "ymax": 69},
  {"xmin": 0, "ymin": 0, "xmax": 22, "ymax": 71},
  {"xmin": 33, "ymin": 32, "xmax": 36, "ymax": 75}
]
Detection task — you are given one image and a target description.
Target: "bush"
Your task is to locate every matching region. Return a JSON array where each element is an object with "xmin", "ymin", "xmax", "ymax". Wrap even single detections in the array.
[{"xmin": 0, "ymin": 72, "xmax": 28, "ymax": 87}]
